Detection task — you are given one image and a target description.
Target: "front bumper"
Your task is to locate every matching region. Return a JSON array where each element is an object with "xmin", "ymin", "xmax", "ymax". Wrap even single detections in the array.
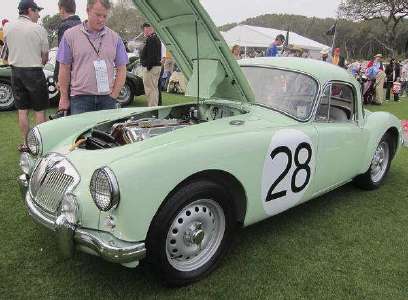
[{"xmin": 18, "ymin": 174, "xmax": 146, "ymax": 266}]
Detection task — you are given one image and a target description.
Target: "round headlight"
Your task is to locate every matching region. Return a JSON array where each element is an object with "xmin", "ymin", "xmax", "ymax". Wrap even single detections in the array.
[
  {"xmin": 26, "ymin": 127, "xmax": 42, "ymax": 156},
  {"xmin": 90, "ymin": 167, "xmax": 120, "ymax": 211}
]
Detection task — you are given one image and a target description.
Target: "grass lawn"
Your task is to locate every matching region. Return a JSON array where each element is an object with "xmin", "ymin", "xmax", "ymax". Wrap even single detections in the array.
[{"xmin": 0, "ymin": 94, "xmax": 407, "ymax": 299}]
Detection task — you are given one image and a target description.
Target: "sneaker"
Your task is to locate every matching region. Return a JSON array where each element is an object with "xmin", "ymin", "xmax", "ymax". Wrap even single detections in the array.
[{"xmin": 18, "ymin": 144, "xmax": 29, "ymax": 153}]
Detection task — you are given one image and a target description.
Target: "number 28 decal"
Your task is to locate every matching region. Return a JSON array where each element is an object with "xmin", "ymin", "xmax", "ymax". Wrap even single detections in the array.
[
  {"xmin": 261, "ymin": 129, "xmax": 315, "ymax": 215},
  {"xmin": 266, "ymin": 142, "xmax": 312, "ymax": 202}
]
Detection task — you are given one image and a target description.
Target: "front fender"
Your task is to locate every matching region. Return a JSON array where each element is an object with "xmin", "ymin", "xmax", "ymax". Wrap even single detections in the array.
[{"xmin": 102, "ymin": 127, "xmax": 275, "ymax": 242}]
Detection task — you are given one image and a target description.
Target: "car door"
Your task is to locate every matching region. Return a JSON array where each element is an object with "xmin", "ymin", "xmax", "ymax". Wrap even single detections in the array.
[{"xmin": 312, "ymin": 82, "xmax": 367, "ymax": 195}]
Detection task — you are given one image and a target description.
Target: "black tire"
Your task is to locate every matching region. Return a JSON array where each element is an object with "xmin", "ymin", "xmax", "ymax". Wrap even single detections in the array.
[
  {"xmin": 146, "ymin": 180, "xmax": 236, "ymax": 286},
  {"xmin": 354, "ymin": 133, "xmax": 394, "ymax": 190},
  {"xmin": 116, "ymin": 82, "xmax": 134, "ymax": 107},
  {"xmin": 0, "ymin": 80, "xmax": 15, "ymax": 111}
]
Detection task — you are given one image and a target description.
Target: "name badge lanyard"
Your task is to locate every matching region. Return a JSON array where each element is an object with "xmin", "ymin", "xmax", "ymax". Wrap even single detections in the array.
[
  {"xmin": 84, "ymin": 32, "xmax": 103, "ymax": 57},
  {"xmin": 84, "ymin": 32, "xmax": 110, "ymax": 93}
]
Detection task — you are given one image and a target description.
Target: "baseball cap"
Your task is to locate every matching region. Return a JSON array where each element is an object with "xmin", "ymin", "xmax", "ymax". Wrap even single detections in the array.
[{"xmin": 18, "ymin": 0, "xmax": 43, "ymax": 12}]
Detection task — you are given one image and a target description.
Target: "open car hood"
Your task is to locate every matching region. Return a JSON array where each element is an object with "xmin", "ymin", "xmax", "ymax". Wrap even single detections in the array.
[{"xmin": 132, "ymin": 0, "xmax": 255, "ymax": 102}]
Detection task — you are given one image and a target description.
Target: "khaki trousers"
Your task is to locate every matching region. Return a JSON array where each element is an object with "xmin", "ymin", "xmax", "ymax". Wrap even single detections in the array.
[
  {"xmin": 143, "ymin": 66, "xmax": 162, "ymax": 107},
  {"xmin": 375, "ymin": 71, "xmax": 386, "ymax": 104}
]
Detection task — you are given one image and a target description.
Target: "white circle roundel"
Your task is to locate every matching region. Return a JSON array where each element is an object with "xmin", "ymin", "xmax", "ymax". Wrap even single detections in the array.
[{"xmin": 261, "ymin": 129, "xmax": 315, "ymax": 216}]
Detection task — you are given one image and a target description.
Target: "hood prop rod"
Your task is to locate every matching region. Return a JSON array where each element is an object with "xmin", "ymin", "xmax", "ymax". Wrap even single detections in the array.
[{"xmin": 195, "ymin": 19, "xmax": 200, "ymax": 105}]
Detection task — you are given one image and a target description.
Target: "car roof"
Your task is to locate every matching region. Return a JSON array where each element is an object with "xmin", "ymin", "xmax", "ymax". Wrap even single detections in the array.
[{"xmin": 239, "ymin": 57, "xmax": 358, "ymax": 86}]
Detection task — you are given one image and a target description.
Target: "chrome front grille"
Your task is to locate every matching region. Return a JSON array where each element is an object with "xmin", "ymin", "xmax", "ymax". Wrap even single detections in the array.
[
  {"xmin": 34, "ymin": 170, "xmax": 74, "ymax": 213},
  {"xmin": 29, "ymin": 154, "xmax": 79, "ymax": 215}
]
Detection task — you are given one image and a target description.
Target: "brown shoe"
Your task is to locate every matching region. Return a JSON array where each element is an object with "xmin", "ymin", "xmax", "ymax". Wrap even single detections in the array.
[{"xmin": 18, "ymin": 144, "xmax": 29, "ymax": 153}]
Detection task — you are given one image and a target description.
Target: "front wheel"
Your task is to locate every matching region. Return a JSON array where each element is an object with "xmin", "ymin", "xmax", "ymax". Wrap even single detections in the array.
[
  {"xmin": 0, "ymin": 81, "xmax": 15, "ymax": 111},
  {"xmin": 354, "ymin": 133, "xmax": 393, "ymax": 190},
  {"xmin": 146, "ymin": 180, "xmax": 236, "ymax": 286}
]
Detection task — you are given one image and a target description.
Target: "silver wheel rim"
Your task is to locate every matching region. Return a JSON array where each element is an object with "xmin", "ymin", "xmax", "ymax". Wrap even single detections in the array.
[
  {"xmin": 370, "ymin": 141, "xmax": 390, "ymax": 183},
  {"xmin": 166, "ymin": 199, "xmax": 226, "ymax": 272},
  {"xmin": 117, "ymin": 84, "xmax": 131, "ymax": 104},
  {"xmin": 0, "ymin": 83, "xmax": 14, "ymax": 108}
]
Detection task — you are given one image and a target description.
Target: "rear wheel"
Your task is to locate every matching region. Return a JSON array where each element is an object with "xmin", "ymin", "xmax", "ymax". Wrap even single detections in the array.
[
  {"xmin": 354, "ymin": 133, "xmax": 393, "ymax": 190},
  {"xmin": 0, "ymin": 81, "xmax": 14, "ymax": 111},
  {"xmin": 146, "ymin": 180, "xmax": 236, "ymax": 286}
]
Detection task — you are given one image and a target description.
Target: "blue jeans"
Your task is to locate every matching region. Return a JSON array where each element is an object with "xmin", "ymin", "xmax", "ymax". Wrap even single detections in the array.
[{"xmin": 70, "ymin": 94, "xmax": 117, "ymax": 115}]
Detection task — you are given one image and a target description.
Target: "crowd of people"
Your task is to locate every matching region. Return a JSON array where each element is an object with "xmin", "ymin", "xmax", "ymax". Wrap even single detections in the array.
[{"xmin": 346, "ymin": 54, "xmax": 408, "ymax": 105}]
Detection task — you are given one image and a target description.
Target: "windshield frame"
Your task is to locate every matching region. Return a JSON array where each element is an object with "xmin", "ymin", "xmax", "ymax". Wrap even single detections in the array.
[{"xmin": 241, "ymin": 65, "xmax": 322, "ymax": 122}]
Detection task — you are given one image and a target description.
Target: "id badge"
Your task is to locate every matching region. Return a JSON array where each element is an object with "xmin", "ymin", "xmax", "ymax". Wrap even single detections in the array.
[{"xmin": 93, "ymin": 59, "xmax": 110, "ymax": 93}]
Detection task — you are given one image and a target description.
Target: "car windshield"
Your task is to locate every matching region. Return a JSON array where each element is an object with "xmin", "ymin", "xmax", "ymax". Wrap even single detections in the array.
[{"xmin": 241, "ymin": 66, "xmax": 318, "ymax": 120}]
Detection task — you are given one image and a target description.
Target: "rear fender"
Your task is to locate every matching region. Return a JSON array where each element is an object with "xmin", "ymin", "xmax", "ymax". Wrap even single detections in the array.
[{"xmin": 359, "ymin": 111, "xmax": 402, "ymax": 174}]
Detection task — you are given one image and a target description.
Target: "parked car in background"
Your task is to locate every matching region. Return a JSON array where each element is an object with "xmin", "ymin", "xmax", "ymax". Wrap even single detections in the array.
[
  {"xmin": 0, "ymin": 49, "xmax": 144, "ymax": 111},
  {"xmin": 18, "ymin": 0, "xmax": 403, "ymax": 286},
  {"xmin": 0, "ymin": 64, "xmax": 57, "ymax": 111}
]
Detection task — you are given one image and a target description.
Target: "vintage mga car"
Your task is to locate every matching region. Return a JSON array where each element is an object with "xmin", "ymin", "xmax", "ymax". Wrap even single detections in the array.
[{"xmin": 18, "ymin": 0, "xmax": 403, "ymax": 286}]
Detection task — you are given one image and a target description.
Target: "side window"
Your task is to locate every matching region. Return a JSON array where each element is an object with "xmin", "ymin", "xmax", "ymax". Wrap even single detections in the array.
[{"xmin": 316, "ymin": 83, "xmax": 355, "ymax": 123}]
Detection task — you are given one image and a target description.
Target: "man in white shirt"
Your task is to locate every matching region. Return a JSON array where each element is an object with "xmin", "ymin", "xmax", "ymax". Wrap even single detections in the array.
[{"xmin": 4, "ymin": 0, "xmax": 49, "ymax": 151}]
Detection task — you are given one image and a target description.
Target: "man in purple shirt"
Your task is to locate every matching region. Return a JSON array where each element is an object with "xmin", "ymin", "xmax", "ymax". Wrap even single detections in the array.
[{"xmin": 57, "ymin": 0, "xmax": 128, "ymax": 114}]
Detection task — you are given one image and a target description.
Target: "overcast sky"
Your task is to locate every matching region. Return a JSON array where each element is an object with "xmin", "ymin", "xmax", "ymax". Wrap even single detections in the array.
[{"xmin": 1, "ymin": 0, "xmax": 341, "ymax": 25}]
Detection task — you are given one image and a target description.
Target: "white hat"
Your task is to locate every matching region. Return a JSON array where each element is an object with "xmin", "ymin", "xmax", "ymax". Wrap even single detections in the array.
[{"xmin": 320, "ymin": 47, "xmax": 330, "ymax": 55}]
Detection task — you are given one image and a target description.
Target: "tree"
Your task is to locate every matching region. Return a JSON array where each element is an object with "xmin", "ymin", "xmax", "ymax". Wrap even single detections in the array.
[
  {"xmin": 107, "ymin": 0, "xmax": 146, "ymax": 41},
  {"xmin": 42, "ymin": 14, "xmax": 62, "ymax": 47},
  {"xmin": 338, "ymin": 0, "xmax": 408, "ymax": 55}
]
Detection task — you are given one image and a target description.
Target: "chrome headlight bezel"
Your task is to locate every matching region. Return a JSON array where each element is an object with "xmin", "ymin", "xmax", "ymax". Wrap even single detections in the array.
[
  {"xmin": 26, "ymin": 127, "xmax": 42, "ymax": 156},
  {"xmin": 19, "ymin": 152, "xmax": 35, "ymax": 175},
  {"xmin": 90, "ymin": 167, "xmax": 120, "ymax": 212},
  {"xmin": 59, "ymin": 193, "xmax": 79, "ymax": 224}
]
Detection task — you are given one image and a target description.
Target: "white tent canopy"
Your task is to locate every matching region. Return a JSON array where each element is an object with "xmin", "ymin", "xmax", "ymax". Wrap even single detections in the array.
[{"xmin": 221, "ymin": 25, "xmax": 330, "ymax": 56}]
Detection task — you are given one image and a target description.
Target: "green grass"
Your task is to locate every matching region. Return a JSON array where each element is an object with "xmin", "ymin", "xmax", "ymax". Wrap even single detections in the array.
[{"xmin": 1, "ymin": 95, "xmax": 407, "ymax": 299}]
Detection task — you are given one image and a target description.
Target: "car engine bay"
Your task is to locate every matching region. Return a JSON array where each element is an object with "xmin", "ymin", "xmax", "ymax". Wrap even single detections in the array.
[{"xmin": 76, "ymin": 103, "xmax": 247, "ymax": 150}]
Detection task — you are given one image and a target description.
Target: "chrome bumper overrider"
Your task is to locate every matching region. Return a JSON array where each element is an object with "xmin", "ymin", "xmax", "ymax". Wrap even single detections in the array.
[{"xmin": 18, "ymin": 174, "xmax": 146, "ymax": 265}]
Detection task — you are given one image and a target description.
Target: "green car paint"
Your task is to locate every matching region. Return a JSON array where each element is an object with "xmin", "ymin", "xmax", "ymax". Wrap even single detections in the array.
[{"xmin": 20, "ymin": 0, "xmax": 403, "ymax": 278}]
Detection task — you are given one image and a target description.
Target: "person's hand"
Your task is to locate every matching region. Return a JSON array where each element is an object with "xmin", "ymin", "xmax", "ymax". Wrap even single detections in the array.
[
  {"xmin": 58, "ymin": 95, "xmax": 70, "ymax": 111},
  {"xmin": 110, "ymin": 91, "xmax": 119, "ymax": 99},
  {"xmin": 56, "ymin": 81, "xmax": 60, "ymax": 91}
]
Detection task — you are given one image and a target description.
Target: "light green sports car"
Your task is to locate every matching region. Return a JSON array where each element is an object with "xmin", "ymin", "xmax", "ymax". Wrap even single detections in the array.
[{"xmin": 18, "ymin": 0, "xmax": 403, "ymax": 285}]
